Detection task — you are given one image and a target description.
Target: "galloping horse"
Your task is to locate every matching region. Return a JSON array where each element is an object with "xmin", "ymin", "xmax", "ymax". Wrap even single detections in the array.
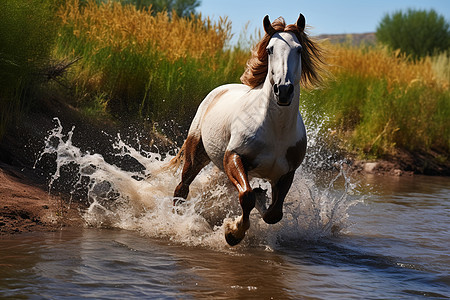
[{"xmin": 169, "ymin": 14, "xmax": 324, "ymax": 246}]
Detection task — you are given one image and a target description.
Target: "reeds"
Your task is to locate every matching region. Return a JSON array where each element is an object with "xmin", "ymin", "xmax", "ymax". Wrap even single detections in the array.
[{"xmin": 58, "ymin": 0, "xmax": 232, "ymax": 61}]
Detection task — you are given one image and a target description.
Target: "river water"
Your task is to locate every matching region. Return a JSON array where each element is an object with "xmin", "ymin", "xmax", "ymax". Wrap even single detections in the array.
[{"xmin": 0, "ymin": 120, "xmax": 449, "ymax": 299}]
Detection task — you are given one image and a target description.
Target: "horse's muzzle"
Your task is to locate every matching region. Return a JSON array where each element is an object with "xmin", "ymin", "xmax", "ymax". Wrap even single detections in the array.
[{"xmin": 273, "ymin": 83, "xmax": 294, "ymax": 106}]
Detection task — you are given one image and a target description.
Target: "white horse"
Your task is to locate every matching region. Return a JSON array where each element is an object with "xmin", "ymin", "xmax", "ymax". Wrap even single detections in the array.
[{"xmin": 169, "ymin": 14, "xmax": 324, "ymax": 246}]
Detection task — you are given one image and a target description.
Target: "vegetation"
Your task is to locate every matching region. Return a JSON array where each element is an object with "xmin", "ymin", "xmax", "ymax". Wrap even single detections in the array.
[
  {"xmin": 55, "ymin": 0, "xmax": 246, "ymax": 125},
  {"xmin": 0, "ymin": 0, "xmax": 60, "ymax": 137},
  {"xmin": 89, "ymin": 0, "xmax": 201, "ymax": 17},
  {"xmin": 376, "ymin": 9, "xmax": 450, "ymax": 60},
  {"xmin": 120, "ymin": 0, "xmax": 201, "ymax": 17},
  {"xmin": 301, "ymin": 44, "xmax": 449, "ymax": 157},
  {"xmin": 0, "ymin": 0, "xmax": 448, "ymax": 165}
]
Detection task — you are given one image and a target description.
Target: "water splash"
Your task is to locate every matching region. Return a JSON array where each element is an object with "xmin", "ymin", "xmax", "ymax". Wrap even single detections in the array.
[{"xmin": 36, "ymin": 117, "xmax": 359, "ymax": 250}]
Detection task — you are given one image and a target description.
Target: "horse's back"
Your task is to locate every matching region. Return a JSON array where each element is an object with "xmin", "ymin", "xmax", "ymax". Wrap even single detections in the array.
[
  {"xmin": 186, "ymin": 84, "xmax": 250, "ymax": 168},
  {"xmin": 187, "ymin": 84, "xmax": 249, "ymax": 135}
]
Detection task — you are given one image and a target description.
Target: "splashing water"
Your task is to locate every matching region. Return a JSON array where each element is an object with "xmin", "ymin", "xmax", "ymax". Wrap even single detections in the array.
[{"xmin": 36, "ymin": 117, "xmax": 359, "ymax": 250}]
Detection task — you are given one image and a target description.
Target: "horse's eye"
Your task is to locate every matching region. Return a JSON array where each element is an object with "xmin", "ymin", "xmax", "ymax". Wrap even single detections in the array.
[
  {"xmin": 266, "ymin": 47, "xmax": 273, "ymax": 55},
  {"xmin": 296, "ymin": 46, "xmax": 302, "ymax": 54}
]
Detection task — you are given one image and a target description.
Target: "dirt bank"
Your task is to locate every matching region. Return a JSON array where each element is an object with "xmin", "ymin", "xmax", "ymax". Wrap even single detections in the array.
[
  {"xmin": 0, "ymin": 164, "xmax": 84, "ymax": 235},
  {"xmin": 350, "ymin": 148, "xmax": 450, "ymax": 176}
]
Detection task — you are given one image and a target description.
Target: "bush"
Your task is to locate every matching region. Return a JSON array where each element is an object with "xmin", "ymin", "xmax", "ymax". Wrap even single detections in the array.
[{"xmin": 376, "ymin": 9, "xmax": 450, "ymax": 59}]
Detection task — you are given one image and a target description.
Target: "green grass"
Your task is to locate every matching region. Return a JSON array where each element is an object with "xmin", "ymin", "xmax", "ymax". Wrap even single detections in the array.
[
  {"xmin": 55, "ymin": 36, "xmax": 246, "ymax": 127},
  {"xmin": 0, "ymin": 0, "xmax": 60, "ymax": 137},
  {"xmin": 301, "ymin": 72, "xmax": 450, "ymax": 158}
]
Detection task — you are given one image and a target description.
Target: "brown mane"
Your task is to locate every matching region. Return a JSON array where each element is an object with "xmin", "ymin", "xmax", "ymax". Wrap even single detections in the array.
[{"xmin": 240, "ymin": 17, "xmax": 325, "ymax": 89}]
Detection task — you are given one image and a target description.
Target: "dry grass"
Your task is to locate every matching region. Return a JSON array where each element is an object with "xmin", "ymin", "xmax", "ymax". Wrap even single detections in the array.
[
  {"xmin": 55, "ymin": 0, "xmax": 247, "ymax": 124},
  {"xmin": 58, "ymin": 0, "xmax": 232, "ymax": 61},
  {"xmin": 326, "ymin": 43, "xmax": 448, "ymax": 90}
]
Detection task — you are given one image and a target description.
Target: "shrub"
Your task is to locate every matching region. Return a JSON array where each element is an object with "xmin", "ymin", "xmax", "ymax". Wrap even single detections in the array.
[{"xmin": 376, "ymin": 9, "xmax": 450, "ymax": 59}]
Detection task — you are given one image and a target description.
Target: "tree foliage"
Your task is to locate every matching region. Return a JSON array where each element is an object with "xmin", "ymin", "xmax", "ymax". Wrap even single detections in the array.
[
  {"xmin": 376, "ymin": 9, "xmax": 450, "ymax": 59},
  {"xmin": 117, "ymin": 0, "xmax": 200, "ymax": 17}
]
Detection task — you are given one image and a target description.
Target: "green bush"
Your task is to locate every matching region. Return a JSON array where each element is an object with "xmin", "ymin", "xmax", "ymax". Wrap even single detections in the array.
[{"xmin": 376, "ymin": 9, "xmax": 450, "ymax": 59}]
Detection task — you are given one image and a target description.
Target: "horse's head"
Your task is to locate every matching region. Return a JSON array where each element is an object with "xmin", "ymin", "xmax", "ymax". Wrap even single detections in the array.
[
  {"xmin": 264, "ymin": 14, "xmax": 305, "ymax": 106},
  {"xmin": 240, "ymin": 14, "xmax": 324, "ymax": 105}
]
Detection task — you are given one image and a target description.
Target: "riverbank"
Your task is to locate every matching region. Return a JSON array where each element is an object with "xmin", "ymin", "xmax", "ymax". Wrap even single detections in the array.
[
  {"xmin": 350, "ymin": 148, "xmax": 450, "ymax": 176},
  {"xmin": 0, "ymin": 164, "xmax": 84, "ymax": 235}
]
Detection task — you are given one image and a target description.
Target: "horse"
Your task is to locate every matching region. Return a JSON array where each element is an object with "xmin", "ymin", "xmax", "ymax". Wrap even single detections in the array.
[{"xmin": 169, "ymin": 14, "xmax": 324, "ymax": 246}]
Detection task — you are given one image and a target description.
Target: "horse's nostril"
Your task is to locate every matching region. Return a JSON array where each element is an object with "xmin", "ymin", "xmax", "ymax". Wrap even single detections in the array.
[
  {"xmin": 273, "ymin": 84, "xmax": 279, "ymax": 95},
  {"xmin": 288, "ymin": 84, "xmax": 294, "ymax": 95}
]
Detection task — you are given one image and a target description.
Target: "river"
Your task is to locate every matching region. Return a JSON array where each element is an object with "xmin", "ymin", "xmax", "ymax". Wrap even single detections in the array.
[{"xmin": 0, "ymin": 120, "xmax": 448, "ymax": 299}]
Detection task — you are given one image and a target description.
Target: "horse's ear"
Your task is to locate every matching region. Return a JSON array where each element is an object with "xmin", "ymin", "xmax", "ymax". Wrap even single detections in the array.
[
  {"xmin": 297, "ymin": 13, "xmax": 305, "ymax": 32},
  {"xmin": 263, "ymin": 15, "xmax": 275, "ymax": 35}
]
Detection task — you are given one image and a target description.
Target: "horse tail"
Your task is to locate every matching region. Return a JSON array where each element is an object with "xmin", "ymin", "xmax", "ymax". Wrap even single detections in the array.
[{"xmin": 166, "ymin": 141, "xmax": 186, "ymax": 171}]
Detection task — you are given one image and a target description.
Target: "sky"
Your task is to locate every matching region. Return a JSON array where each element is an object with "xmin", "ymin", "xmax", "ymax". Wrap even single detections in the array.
[{"xmin": 199, "ymin": 0, "xmax": 450, "ymax": 42}]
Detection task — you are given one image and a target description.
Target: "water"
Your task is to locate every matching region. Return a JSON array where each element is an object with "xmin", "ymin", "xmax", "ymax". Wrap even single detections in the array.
[{"xmin": 1, "ymin": 119, "xmax": 449, "ymax": 299}]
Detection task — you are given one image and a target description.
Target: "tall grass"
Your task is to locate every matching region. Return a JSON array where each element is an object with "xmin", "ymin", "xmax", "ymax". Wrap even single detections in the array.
[
  {"xmin": 55, "ymin": 0, "xmax": 248, "ymax": 125},
  {"xmin": 302, "ymin": 43, "xmax": 450, "ymax": 157},
  {"xmin": 0, "ymin": 0, "xmax": 59, "ymax": 138}
]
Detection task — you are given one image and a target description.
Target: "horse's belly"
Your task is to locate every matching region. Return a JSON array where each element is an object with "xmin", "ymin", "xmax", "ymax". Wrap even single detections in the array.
[
  {"xmin": 248, "ymin": 154, "xmax": 290, "ymax": 183},
  {"xmin": 201, "ymin": 118, "xmax": 229, "ymax": 171}
]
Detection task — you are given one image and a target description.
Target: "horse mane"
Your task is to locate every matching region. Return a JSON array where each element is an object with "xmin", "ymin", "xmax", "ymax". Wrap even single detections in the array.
[{"xmin": 240, "ymin": 17, "xmax": 326, "ymax": 89}]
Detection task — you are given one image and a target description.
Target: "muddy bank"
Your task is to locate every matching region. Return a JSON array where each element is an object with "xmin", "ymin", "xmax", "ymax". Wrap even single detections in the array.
[
  {"xmin": 0, "ymin": 97, "xmax": 173, "ymax": 235},
  {"xmin": 0, "ymin": 164, "xmax": 83, "ymax": 235},
  {"xmin": 350, "ymin": 149, "xmax": 450, "ymax": 176}
]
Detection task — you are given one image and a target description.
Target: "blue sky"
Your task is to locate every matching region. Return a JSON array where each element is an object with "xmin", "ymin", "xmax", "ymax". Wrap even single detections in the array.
[{"xmin": 199, "ymin": 0, "xmax": 450, "ymax": 41}]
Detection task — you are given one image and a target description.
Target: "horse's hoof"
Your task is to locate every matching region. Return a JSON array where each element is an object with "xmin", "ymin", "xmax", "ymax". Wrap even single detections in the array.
[
  {"xmin": 263, "ymin": 211, "xmax": 283, "ymax": 224},
  {"xmin": 173, "ymin": 198, "xmax": 185, "ymax": 206},
  {"xmin": 254, "ymin": 188, "xmax": 268, "ymax": 217},
  {"xmin": 172, "ymin": 198, "xmax": 187, "ymax": 215},
  {"xmin": 225, "ymin": 232, "xmax": 244, "ymax": 246}
]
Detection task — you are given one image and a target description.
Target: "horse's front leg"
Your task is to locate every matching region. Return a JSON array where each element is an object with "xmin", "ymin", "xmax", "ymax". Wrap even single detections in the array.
[
  {"xmin": 263, "ymin": 171, "xmax": 295, "ymax": 224},
  {"xmin": 223, "ymin": 151, "xmax": 255, "ymax": 246}
]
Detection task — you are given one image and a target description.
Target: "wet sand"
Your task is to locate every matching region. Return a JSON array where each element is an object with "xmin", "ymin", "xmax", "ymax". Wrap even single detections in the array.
[{"xmin": 0, "ymin": 167, "xmax": 83, "ymax": 235}]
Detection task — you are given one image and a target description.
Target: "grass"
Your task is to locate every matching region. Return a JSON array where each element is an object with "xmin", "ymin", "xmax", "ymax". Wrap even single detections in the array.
[
  {"xmin": 301, "ymin": 43, "xmax": 450, "ymax": 158},
  {"xmin": 55, "ymin": 0, "xmax": 248, "ymax": 126},
  {"xmin": 0, "ymin": 0, "xmax": 59, "ymax": 138}
]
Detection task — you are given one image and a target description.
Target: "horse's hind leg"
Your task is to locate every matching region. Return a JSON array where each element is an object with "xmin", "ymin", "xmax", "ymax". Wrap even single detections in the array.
[
  {"xmin": 223, "ymin": 151, "xmax": 255, "ymax": 246},
  {"xmin": 173, "ymin": 135, "xmax": 210, "ymax": 203}
]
